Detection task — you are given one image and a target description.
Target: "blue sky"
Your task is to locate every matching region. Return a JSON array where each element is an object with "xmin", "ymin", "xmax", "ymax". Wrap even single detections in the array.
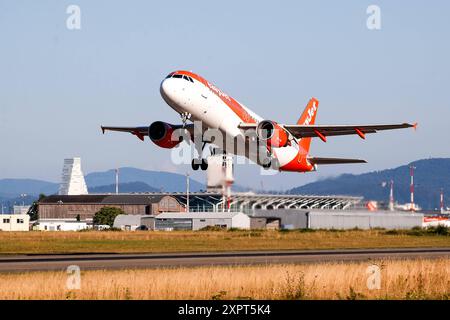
[{"xmin": 0, "ymin": 0, "xmax": 449, "ymax": 190}]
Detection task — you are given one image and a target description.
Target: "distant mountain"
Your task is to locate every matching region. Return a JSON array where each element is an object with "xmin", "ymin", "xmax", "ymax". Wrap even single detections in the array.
[
  {"xmin": 0, "ymin": 167, "xmax": 205, "ymax": 206},
  {"xmin": 89, "ymin": 181, "xmax": 159, "ymax": 193},
  {"xmin": 4, "ymin": 159, "xmax": 449, "ymax": 210},
  {"xmin": 0, "ymin": 179, "xmax": 58, "ymax": 199},
  {"xmin": 288, "ymin": 158, "xmax": 450, "ymax": 210},
  {"xmin": 85, "ymin": 167, "xmax": 204, "ymax": 192}
]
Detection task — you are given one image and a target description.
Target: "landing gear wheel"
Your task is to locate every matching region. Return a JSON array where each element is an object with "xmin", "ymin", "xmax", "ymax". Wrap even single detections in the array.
[
  {"xmin": 261, "ymin": 154, "xmax": 272, "ymax": 170},
  {"xmin": 191, "ymin": 159, "xmax": 200, "ymax": 171},
  {"xmin": 200, "ymin": 158, "xmax": 208, "ymax": 171},
  {"xmin": 262, "ymin": 160, "xmax": 272, "ymax": 170},
  {"xmin": 262, "ymin": 158, "xmax": 280, "ymax": 170}
]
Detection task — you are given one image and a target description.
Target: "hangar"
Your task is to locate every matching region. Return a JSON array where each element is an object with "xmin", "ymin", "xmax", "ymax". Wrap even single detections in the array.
[
  {"xmin": 149, "ymin": 212, "xmax": 251, "ymax": 231},
  {"xmin": 250, "ymin": 209, "xmax": 424, "ymax": 230}
]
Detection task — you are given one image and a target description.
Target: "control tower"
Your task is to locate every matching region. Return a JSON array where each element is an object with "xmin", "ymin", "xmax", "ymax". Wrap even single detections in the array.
[{"xmin": 58, "ymin": 157, "xmax": 88, "ymax": 195}]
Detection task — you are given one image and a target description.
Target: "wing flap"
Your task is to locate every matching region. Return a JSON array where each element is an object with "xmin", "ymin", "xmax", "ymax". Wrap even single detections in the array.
[{"xmin": 284, "ymin": 123, "xmax": 415, "ymax": 139}]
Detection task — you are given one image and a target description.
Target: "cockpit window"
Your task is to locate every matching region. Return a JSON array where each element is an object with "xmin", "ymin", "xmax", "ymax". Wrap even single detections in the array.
[{"xmin": 168, "ymin": 73, "xmax": 194, "ymax": 83}]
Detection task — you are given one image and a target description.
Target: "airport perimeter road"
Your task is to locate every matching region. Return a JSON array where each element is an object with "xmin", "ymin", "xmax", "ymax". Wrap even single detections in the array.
[{"xmin": 0, "ymin": 248, "xmax": 449, "ymax": 272}]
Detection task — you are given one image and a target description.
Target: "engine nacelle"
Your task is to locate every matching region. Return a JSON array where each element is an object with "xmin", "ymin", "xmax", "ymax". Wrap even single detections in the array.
[
  {"xmin": 256, "ymin": 120, "xmax": 289, "ymax": 148},
  {"xmin": 148, "ymin": 121, "xmax": 182, "ymax": 149}
]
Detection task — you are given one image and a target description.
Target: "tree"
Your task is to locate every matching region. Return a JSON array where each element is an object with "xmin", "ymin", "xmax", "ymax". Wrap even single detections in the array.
[
  {"xmin": 93, "ymin": 207, "xmax": 125, "ymax": 227},
  {"xmin": 75, "ymin": 214, "xmax": 81, "ymax": 222},
  {"xmin": 27, "ymin": 193, "xmax": 46, "ymax": 221}
]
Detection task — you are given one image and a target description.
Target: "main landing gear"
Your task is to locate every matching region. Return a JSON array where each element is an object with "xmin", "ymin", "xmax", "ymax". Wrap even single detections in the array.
[
  {"xmin": 191, "ymin": 158, "xmax": 208, "ymax": 171},
  {"xmin": 260, "ymin": 148, "xmax": 280, "ymax": 170}
]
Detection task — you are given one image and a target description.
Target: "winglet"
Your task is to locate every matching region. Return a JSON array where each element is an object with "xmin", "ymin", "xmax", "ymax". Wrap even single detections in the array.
[
  {"xmin": 101, "ymin": 126, "xmax": 105, "ymax": 134},
  {"xmin": 413, "ymin": 122, "xmax": 418, "ymax": 131}
]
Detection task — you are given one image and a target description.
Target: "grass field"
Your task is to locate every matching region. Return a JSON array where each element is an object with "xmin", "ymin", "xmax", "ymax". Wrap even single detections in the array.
[
  {"xmin": 0, "ymin": 259, "xmax": 448, "ymax": 300},
  {"xmin": 0, "ymin": 229, "xmax": 449, "ymax": 255}
]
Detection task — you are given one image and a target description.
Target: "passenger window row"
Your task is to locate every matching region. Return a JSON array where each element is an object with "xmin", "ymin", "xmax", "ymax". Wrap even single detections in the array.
[{"xmin": 166, "ymin": 73, "xmax": 194, "ymax": 83}]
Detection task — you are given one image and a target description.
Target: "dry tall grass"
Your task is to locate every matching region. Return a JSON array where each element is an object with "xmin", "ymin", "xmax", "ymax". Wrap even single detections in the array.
[
  {"xmin": 0, "ymin": 230, "xmax": 449, "ymax": 254},
  {"xmin": 0, "ymin": 259, "xmax": 448, "ymax": 300}
]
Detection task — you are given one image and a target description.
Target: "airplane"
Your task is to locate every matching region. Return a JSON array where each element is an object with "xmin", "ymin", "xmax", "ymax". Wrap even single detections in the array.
[{"xmin": 101, "ymin": 70, "xmax": 416, "ymax": 172}]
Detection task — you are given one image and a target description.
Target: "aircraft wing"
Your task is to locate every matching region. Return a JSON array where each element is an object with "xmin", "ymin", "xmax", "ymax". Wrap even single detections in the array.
[
  {"xmin": 283, "ymin": 123, "xmax": 416, "ymax": 140},
  {"xmin": 101, "ymin": 124, "xmax": 196, "ymax": 141},
  {"xmin": 308, "ymin": 157, "xmax": 367, "ymax": 165},
  {"xmin": 101, "ymin": 126, "xmax": 150, "ymax": 141},
  {"xmin": 239, "ymin": 122, "xmax": 417, "ymax": 141}
]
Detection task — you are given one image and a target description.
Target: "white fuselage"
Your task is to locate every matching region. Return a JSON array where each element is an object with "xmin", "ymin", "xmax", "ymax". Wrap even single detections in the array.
[{"xmin": 159, "ymin": 71, "xmax": 307, "ymax": 171}]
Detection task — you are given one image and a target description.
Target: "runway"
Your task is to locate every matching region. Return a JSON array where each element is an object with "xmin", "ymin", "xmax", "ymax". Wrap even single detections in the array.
[{"xmin": 0, "ymin": 248, "xmax": 449, "ymax": 272}]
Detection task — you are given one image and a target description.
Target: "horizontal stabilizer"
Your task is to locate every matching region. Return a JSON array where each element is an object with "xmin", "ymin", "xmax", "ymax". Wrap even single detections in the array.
[{"xmin": 308, "ymin": 157, "xmax": 367, "ymax": 165}]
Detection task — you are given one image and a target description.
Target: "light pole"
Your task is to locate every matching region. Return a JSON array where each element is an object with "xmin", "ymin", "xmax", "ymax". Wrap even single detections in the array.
[
  {"xmin": 115, "ymin": 168, "xmax": 119, "ymax": 194},
  {"xmin": 186, "ymin": 172, "xmax": 190, "ymax": 213},
  {"xmin": 20, "ymin": 193, "xmax": 27, "ymax": 207},
  {"xmin": 410, "ymin": 165, "xmax": 416, "ymax": 212}
]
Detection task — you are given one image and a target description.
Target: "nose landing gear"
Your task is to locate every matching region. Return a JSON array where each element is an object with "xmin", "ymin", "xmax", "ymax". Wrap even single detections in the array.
[{"xmin": 180, "ymin": 112, "xmax": 191, "ymax": 127}]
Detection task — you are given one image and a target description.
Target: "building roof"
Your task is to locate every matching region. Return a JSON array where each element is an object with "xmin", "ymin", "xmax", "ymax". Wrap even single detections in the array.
[
  {"xmin": 308, "ymin": 210, "xmax": 424, "ymax": 217},
  {"xmin": 39, "ymin": 192, "xmax": 362, "ymax": 211},
  {"xmin": 113, "ymin": 214, "xmax": 146, "ymax": 226},
  {"xmin": 156, "ymin": 212, "xmax": 243, "ymax": 219},
  {"xmin": 0, "ymin": 214, "xmax": 30, "ymax": 218},
  {"xmin": 40, "ymin": 194, "xmax": 166, "ymax": 205},
  {"xmin": 37, "ymin": 219, "xmax": 87, "ymax": 223}
]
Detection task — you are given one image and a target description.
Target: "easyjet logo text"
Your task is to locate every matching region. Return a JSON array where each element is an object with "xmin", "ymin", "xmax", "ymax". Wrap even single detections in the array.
[
  {"xmin": 207, "ymin": 82, "xmax": 231, "ymax": 102},
  {"xmin": 303, "ymin": 102, "xmax": 317, "ymax": 125}
]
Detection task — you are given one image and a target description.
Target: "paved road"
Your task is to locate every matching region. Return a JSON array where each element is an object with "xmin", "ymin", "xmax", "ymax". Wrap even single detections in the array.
[{"xmin": 0, "ymin": 248, "xmax": 449, "ymax": 272}]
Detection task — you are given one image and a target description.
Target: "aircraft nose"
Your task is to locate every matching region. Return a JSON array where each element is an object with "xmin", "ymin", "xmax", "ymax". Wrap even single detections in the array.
[
  {"xmin": 160, "ymin": 78, "xmax": 175, "ymax": 101},
  {"xmin": 160, "ymin": 78, "xmax": 169, "ymax": 96}
]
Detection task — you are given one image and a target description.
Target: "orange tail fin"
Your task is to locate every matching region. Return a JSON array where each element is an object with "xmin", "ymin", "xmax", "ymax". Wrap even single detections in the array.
[{"xmin": 297, "ymin": 97, "xmax": 319, "ymax": 153}]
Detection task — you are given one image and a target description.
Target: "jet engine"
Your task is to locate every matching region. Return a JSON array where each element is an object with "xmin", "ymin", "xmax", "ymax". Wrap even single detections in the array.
[
  {"xmin": 256, "ymin": 120, "xmax": 289, "ymax": 148},
  {"xmin": 148, "ymin": 121, "xmax": 183, "ymax": 149}
]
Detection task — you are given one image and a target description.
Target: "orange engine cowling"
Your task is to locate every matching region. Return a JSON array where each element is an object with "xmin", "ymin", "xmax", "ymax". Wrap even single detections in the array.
[
  {"xmin": 256, "ymin": 120, "xmax": 289, "ymax": 148},
  {"xmin": 148, "ymin": 121, "xmax": 183, "ymax": 149}
]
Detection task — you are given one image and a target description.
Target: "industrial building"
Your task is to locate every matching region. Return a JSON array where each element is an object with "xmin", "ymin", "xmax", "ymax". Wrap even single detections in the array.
[
  {"xmin": 113, "ymin": 215, "xmax": 147, "ymax": 231},
  {"xmin": 38, "ymin": 192, "xmax": 362, "ymax": 220},
  {"xmin": 39, "ymin": 194, "xmax": 172, "ymax": 220},
  {"xmin": 108, "ymin": 208, "xmax": 424, "ymax": 231},
  {"xmin": 0, "ymin": 214, "xmax": 30, "ymax": 231},
  {"xmin": 151, "ymin": 212, "xmax": 251, "ymax": 230},
  {"xmin": 33, "ymin": 219, "xmax": 88, "ymax": 231},
  {"xmin": 250, "ymin": 209, "xmax": 424, "ymax": 230}
]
